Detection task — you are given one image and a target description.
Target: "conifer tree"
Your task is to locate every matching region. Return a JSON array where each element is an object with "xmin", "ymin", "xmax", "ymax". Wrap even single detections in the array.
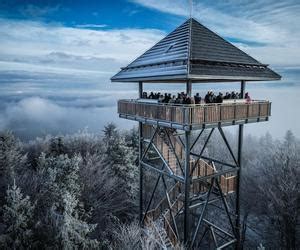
[
  {"xmin": 0, "ymin": 181, "xmax": 35, "ymax": 250},
  {"xmin": 35, "ymin": 153, "xmax": 99, "ymax": 248},
  {"xmin": 0, "ymin": 131, "xmax": 27, "ymax": 205},
  {"xmin": 103, "ymin": 123, "xmax": 138, "ymax": 196},
  {"xmin": 50, "ymin": 191, "xmax": 99, "ymax": 249}
]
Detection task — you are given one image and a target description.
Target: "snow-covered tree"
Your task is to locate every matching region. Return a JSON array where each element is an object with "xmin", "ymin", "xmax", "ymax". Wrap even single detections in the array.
[
  {"xmin": 0, "ymin": 132, "xmax": 27, "ymax": 204},
  {"xmin": 103, "ymin": 123, "xmax": 138, "ymax": 196},
  {"xmin": 49, "ymin": 191, "xmax": 99, "ymax": 249},
  {"xmin": 80, "ymin": 153, "xmax": 137, "ymax": 244},
  {"xmin": 0, "ymin": 181, "xmax": 35, "ymax": 250},
  {"xmin": 240, "ymin": 131, "xmax": 300, "ymax": 248},
  {"xmin": 103, "ymin": 123, "xmax": 118, "ymax": 140},
  {"xmin": 34, "ymin": 153, "xmax": 99, "ymax": 248},
  {"xmin": 49, "ymin": 137, "xmax": 66, "ymax": 156},
  {"xmin": 257, "ymin": 130, "xmax": 300, "ymax": 249},
  {"xmin": 37, "ymin": 153, "xmax": 82, "ymax": 203}
]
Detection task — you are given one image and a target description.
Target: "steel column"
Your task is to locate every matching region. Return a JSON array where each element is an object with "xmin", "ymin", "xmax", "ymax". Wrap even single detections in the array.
[
  {"xmin": 236, "ymin": 80, "xmax": 245, "ymax": 248},
  {"xmin": 184, "ymin": 130, "xmax": 191, "ymax": 244},
  {"xmin": 186, "ymin": 80, "xmax": 192, "ymax": 96},
  {"xmin": 139, "ymin": 81, "xmax": 143, "ymax": 223}
]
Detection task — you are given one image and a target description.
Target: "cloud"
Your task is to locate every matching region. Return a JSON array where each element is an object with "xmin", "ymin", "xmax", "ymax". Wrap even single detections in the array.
[
  {"xmin": 19, "ymin": 4, "xmax": 61, "ymax": 18},
  {"xmin": 131, "ymin": 0, "xmax": 300, "ymax": 67},
  {"xmin": 75, "ymin": 24, "xmax": 108, "ymax": 29},
  {"xmin": 0, "ymin": 17, "xmax": 164, "ymax": 102},
  {"xmin": 0, "ymin": 96, "xmax": 135, "ymax": 140},
  {"xmin": 0, "ymin": 18, "xmax": 164, "ymax": 78}
]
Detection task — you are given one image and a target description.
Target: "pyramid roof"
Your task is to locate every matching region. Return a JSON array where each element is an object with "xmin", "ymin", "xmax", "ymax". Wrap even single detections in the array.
[{"xmin": 111, "ymin": 18, "xmax": 281, "ymax": 83}]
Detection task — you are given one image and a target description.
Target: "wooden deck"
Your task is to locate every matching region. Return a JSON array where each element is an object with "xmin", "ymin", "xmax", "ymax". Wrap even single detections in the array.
[{"xmin": 118, "ymin": 99, "xmax": 271, "ymax": 130}]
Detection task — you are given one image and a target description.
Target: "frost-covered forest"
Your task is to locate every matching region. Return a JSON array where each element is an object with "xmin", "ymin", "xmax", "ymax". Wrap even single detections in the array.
[{"xmin": 0, "ymin": 124, "xmax": 299, "ymax": 249}]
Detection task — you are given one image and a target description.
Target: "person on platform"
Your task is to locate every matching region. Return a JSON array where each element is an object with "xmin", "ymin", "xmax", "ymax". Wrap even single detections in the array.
[
  {"xmin": 158, "ymin": 95, "xmax": 164, "ymax": 103},
  {"xmin": 169, "ymin": 95, "xmax": 176, "ymax": 104},
  {"xmin": 205, "ymin": 91, "xmax": 211, "ymax": 103},
  {"xmin": 149, "ymin": 92, "xmax": 154, "ymax": 99},
  {"xmin": 216, "ymin": 92, "xmax": 224, "ymax": 103},
  {"xmin": 186, "ymin": 95, "xmax": 192, "ymax": 104},
  {"xmin": 245, "ymin": 92, "xmax": 252, "ymax": 103},
  {"xmin": 224, "ymin": 92, "xmax": 230, "ymax": 99},
  {"xmin": 212, "ymin": 92, "xmax": 217, "ymax": 103},
  {"xmin": 194, "ymin": 93, "xmax": 201, "ymax": 104}
]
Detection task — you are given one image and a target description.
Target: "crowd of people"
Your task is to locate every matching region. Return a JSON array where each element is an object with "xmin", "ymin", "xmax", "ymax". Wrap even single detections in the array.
[{"xmin": 141, "ymin": 91, "xmax": 251, "ymax": 104}]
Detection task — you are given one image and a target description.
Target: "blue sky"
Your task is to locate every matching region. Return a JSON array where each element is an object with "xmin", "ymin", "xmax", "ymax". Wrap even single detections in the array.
[
  {"xmin": 0, "ymin": 0, "xmax": 182, "ymax": 30},
  {"xmin": 0, "ymin": 0, "xmax": 299, "ymax": 139}
]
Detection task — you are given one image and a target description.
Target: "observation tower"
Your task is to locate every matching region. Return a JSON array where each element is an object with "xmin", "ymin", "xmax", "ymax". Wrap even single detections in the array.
[{"xmin": 111, "ymin": 18, "xmax": 281, "ymax": 249}]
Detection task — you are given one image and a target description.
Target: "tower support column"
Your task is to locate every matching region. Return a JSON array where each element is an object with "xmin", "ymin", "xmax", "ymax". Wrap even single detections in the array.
[
  {"xmin": 186, "ymin": 80, "xmax": 192, "ymax": 96},
  {"xmin": 184, "ymin": 130, "xmax": 191, "ymax": 244},
  {"xmin": 236, "ymin": 80, "xmax": 245, "ymax": 248},
  {"xmin": 138, "ymin": 81, "xmax": 143, "ymax": 224}
]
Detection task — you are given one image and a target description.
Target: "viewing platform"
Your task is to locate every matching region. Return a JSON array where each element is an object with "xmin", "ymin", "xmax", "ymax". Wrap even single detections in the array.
[{"xmin": 118, "ymin": 99, "xmax": 271, "ymax": 131}]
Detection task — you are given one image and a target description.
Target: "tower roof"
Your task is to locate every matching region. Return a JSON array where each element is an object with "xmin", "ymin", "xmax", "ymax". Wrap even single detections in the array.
[{"xmin": 111, "ymin": 18, "xmax": 281, "ymax": 83}]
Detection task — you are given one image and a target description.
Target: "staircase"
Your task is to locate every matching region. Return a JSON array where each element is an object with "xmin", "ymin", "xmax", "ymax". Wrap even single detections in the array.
[
  {"xmin": 145, "ymin": 183, "xmax": 183, "ymax": 248},
  {"xmin": 142, "ymin": 125, "xmax": 236, "ymax": 246}
]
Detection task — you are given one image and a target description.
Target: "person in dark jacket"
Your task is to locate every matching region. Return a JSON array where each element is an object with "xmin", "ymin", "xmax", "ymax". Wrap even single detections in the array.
[
  {"xmin": 186, "ymin": 96, "xmax": 192, "ymax": 104},
  {"xmin": 216, "ymin": 92, "xmax": 223, "ymax": 103},
  {"xmin": 194, "ymin": 93, "xmax": 201, "ymax": 104},
  {"xmin": 230, "ymin": 91, "xmax": 236, "ymax": 99},
  {"xmin": 205, "ymin": 91, "xmax": 211, "ymax": 103},
  {"xmin": 210, "ymin": 92, "xmax": 216, "ymax": 103}
]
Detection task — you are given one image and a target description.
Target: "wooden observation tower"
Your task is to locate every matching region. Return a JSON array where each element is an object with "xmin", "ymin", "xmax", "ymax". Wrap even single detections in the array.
[{"xmin": 111, "ymin": 18, "xmax": 281, "ymax": 249}]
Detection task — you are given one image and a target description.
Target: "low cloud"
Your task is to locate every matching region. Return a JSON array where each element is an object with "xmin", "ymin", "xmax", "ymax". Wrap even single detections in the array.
[{"xmin": 0, "ymin": 96, "xmax": 135, "ymax": 140}]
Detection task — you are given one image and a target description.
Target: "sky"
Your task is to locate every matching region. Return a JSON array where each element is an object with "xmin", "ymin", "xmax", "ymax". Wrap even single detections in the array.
[{"xmin": 0, "ymin": 0, "xmax": 299, "ymax": 140}]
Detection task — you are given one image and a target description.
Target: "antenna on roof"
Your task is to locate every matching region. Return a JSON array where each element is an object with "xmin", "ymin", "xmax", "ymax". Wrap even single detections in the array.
[{"xmin": 189, "ymin": 0, "xmax": 193, "ymax": 18}]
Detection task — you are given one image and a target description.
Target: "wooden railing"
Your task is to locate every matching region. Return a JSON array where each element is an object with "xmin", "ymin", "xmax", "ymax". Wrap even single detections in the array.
[{"xmin": 118, "ymin": 99, "xmax": 271, "ymax": 126}]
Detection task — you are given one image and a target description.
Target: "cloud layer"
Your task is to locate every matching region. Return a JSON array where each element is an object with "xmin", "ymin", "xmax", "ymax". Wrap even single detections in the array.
[{"xmin": 0, "ymin": 18, "xmax": 164, "ymax": 79}]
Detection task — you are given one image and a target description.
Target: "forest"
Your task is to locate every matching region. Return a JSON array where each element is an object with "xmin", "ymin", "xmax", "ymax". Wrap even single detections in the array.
[{"xmin": 0, "ymin": 124, "xmax": 299, "ymax": 249}]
